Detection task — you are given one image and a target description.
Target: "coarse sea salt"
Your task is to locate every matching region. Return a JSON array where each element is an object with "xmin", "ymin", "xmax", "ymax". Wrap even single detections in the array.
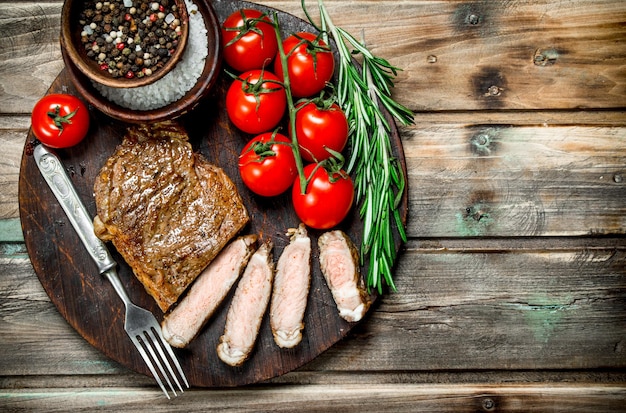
[{"xmin": 93, "ymin": 0, "xmax": 208, "ymax": 111}]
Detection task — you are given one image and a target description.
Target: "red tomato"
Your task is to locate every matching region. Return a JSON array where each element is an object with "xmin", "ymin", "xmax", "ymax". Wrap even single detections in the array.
[
  {"xmin": 226, "ymin": 70, "xmax": 287, "ymax": 134},
  {"xmin": 292, "ymin": 163, "xmax": 354, "ymax": 229},
  {"xmin": 293, "ymin": 101, "xmax": 348, "ymax": 162},
  {"xmin": 221, "ymin": 9, "xmax": 278, "ymax": 72},
  {"xmin": 239, "ymin": 132, "xmax": 297, "ymax": 197},
  {"xmin": 31, "ymin": 94, "xmax": 90, "ymax": 148},
  {"xmin": 274, "ymin": 32, "xmax": 335, "ymax": 98}
]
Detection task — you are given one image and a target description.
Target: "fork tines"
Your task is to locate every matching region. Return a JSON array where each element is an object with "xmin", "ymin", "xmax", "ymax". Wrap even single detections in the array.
[{"xmin": 132, "ymin": 327, "xmax": 190, "ymax": 399}]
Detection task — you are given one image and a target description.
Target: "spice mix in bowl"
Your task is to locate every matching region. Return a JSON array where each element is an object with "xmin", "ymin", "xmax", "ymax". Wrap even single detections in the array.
[
  {"xmin": 62, "ymin": 0, "xmax": 222, "ymax": 123},
  {"xmin": 61, "ymin": 0, "xmax": 190, "ymax": 89}
]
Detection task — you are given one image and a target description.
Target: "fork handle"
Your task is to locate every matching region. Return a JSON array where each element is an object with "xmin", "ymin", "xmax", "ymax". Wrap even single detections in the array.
[{"xmin": 34, "ymin": 144, "xmax": 117, "ymax": 275}]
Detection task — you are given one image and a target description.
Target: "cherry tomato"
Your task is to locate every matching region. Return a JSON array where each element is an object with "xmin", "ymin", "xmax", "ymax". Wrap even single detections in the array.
[
  {"xmin": 226, "ymin": 70, "xmax": 287, "ymax": 134},
  {"xmin": 293, "ymin": 101, "xmax": 348, "ymax": 163},
  {"xmin": 292, "ymin": 163, "xmax": 354, "ymax": 229},
  {"xmin": 31, "ymin": 94, "xmax": 90, "ymax": 148},
  {"xmin": 275, "ymin": 32, "xmax": 335, "ymax": 98},
  {"xmin": 239, "ymin": 132, "xmax": 297, "ymax": 197},
  {"xmin": 221, "ymin": 9, "xmax": 278, "ymax": 72}
]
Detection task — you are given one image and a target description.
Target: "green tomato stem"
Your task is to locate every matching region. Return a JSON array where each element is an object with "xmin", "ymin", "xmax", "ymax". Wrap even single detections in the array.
[
  {"xmin": 47, "ymin": 105, "xmax": 77, "ymax": 135},
  {"xmin": 272, "ymin": 12, "xmax": 308, "ymax": 194}
]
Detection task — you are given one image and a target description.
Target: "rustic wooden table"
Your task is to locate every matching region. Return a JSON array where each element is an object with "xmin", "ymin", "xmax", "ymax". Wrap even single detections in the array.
[{"xmin": 1, "ymin": 0, "xmax": 625, "ymax": 411}]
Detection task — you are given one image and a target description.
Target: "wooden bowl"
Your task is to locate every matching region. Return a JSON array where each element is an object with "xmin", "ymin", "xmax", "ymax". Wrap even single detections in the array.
[
  {"xmin": 61, "ymin": 0, "xmax": 190, "ymax": 89},
  {"xmin": 62, "ymin": 0, "xmax": 222, "ymax": 124}
]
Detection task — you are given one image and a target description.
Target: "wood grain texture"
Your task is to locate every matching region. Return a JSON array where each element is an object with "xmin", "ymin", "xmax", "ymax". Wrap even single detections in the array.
[
  {"xmin": 1, "ymin": 0, "xmax": 626, "ymax": 410},
  {"xmin": 1, "ymin": 384, "xmax": 626, "ymax": 412},
  {"xmin": 405, "ymin": 123, "xmax": 626, "ymax": 237}
]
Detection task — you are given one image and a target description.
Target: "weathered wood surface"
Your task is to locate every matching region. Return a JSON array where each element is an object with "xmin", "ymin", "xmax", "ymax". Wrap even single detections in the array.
[{"xmin": 1, "ymin": 0, "xmax": 625, "ymax": 411}]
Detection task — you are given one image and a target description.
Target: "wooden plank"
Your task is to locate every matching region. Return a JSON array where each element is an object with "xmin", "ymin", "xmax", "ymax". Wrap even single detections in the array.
[
  {"xmin": 0, "ymin": 255, "xmax": 126, "ymax": 376},
  {"xmin": 405, "ymin": 123, "xmax": 626, "ymax": 237},
  {"xmin": 308, "ymin": 246, "xmax": 626, "ymax": 372},
  {"xmin": 2, "ymin": 244, "xmax": 624, "ymax": 377},
  {"xmin": 1, "ymin": 1, "xmax": 625, "ymax": 113},
  {"xmin": 0, "ymin": 3, "xmax": 64, "ymax": 113},
  {"xmin": 304, "ymin": 0, "xmax": 626, "ymax": 110},
  {"xmin": 0, "ymin": 384, "xmax": 625, "ymax": 412},
  {"xmin": 2, "ymin": 369, "xmax": 626, "ymax": 389},
  {"xmin": 0, "ymin": 128, "xmax": 28, "ymax": 220}
]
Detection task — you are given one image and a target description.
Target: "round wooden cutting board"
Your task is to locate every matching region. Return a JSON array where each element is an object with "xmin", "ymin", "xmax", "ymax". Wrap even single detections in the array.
[{"xmin": 18, "ymin": 0, "xmax": 407, "ymax": 387}]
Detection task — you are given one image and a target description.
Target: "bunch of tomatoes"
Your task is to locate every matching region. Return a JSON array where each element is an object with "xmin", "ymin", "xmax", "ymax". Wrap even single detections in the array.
[{"xmin": 222, "ymin": 9, "xmax": 354, "ymax": 230}]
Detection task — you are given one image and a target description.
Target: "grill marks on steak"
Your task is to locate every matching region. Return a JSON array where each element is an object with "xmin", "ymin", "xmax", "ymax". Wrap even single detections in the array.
[{"xmin": 93, "ymin": 121, "xmax": 249, "ymax": 312}]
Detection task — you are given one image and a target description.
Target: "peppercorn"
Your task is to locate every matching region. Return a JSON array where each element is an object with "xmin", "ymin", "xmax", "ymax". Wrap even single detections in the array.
[{"xmin": 78, "ymin": 0, "xmax": 182, "ymax": 79}]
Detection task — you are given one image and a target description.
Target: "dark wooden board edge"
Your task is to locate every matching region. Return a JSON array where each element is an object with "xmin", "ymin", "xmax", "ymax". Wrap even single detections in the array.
[{"xmin": 18, "ymin": 0, "xmax": 408, "ymax": 388}]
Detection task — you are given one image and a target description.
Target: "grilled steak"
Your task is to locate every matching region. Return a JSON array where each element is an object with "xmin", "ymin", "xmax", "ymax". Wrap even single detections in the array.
[
  {"xmin": 93, "ymin": 121, "xmax": 249, "ymax": 312},
  {"xmin": 217, "ymin": 239, "xmax": 274, "ymax": 366},
  {"xmin": 270, "ymin": 224, "xmax": 311, "ymax": 348},
  {"xmin": 162, "ymin": 235, "xmax": 257, "ymax": 348},
  {"xmin": 318, "ymin": 230, "xmax": 371, "ymax": 322}
]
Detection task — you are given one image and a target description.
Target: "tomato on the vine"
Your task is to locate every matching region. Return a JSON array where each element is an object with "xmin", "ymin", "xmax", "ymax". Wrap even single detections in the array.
[
  {"xmin": 293, "ymin": 100, "xmax": 348, "ymax": 163},
  {"xmin": 226, "ymin": 70, "xmax": 287, "ymax": 134},
  {"xmin": 292, "ymin": 163, "xmax": 354, "ymax": 229},
  {"xmin": 274, "ymin": 32, "xmax": 335, "ymax": 98},
  {"xmin": 31, "ymin": 94, "xmax": 90, "ymax": 148},
  {"xmin": 239, "ymin": 132, "xmax": 298, "ymax": 197},
  {"xmin": 221, "ymin": 9, "xmax": 278, "ymax": 72}
]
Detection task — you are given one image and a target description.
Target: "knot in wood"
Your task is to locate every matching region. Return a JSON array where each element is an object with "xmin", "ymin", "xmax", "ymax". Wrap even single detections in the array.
[
  {"xmin": 533, "ymin": 48, "xmax": 559, "ymax": 66},
  {"xmin": 470, "ymin": 133, "xmax": 493, "ymax": 155},
  {"xmin": 467, "ymin": 13, "xmax": 480, "ymax": 25},
  {"xmin": 487, "ymin": 85, "xmax": 502, "ymax": 96},
  {"xmin": 482, "ymin": 397, "xmax": 496, "ymax": 410}
]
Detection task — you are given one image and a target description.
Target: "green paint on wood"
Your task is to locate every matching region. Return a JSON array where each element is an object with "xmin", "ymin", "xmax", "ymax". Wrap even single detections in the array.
[
  {"xmin": 0, "ymin": 218, "xmax": 24, "ymax": 243},
  {"xmin": 509, "ymin": 295, "xmax": 575, "ymax": 343},
  {"xmin": 455, "ymin": 203, "xmax": 494, "ymax": 236},
  {"xmin": 0, "ymin": 243, "xmax": 28, "ymax": 257}
]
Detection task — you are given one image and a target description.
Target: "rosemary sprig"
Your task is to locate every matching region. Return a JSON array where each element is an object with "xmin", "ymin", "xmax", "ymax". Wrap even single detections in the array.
[{"xmin": 303, "ymin": 0, "xmax": 414, "ymax": 293}]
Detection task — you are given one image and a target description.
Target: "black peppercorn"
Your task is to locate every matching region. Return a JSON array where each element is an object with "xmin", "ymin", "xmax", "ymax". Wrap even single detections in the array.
[{"xmin": 78, "ymin": 0, "xmax": 183, "ymax": 80}]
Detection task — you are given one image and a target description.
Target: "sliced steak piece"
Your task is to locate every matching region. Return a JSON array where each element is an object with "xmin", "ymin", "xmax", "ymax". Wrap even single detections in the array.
[
  {"xmin": 161, "ymin": 235, "xmax": 258, "ymax": 348},
  {"xmin": 318, "ymin": 230, "xmax": 371, "ymax": 322},
  {"xmin": 217, "ymin": 240, "xmax": 274, "ymax": 366},
  {"xmin": 270, "ymin": 224, "xmax": 311, "ymax": 348},
  {"xmin": 93, "ymin": 121, "xmax": 249, "ymax": 312}
]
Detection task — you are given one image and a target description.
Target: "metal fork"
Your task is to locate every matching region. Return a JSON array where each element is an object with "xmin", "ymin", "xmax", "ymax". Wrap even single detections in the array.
[{"xmin": 34, "ymin": 144, "xmax": 189, "ymax": 399}]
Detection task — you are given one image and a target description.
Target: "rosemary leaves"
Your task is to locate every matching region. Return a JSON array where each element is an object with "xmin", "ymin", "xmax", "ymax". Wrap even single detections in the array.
[{"xmin": 303, "ymin": 0, "xmax": 415, "ymax": 293}]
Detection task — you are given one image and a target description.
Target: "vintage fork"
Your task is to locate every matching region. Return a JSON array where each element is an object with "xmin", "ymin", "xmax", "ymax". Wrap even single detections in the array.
[{"xmin": 34, "ymin": 144, "xmax": 189, "ymax": 399}]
